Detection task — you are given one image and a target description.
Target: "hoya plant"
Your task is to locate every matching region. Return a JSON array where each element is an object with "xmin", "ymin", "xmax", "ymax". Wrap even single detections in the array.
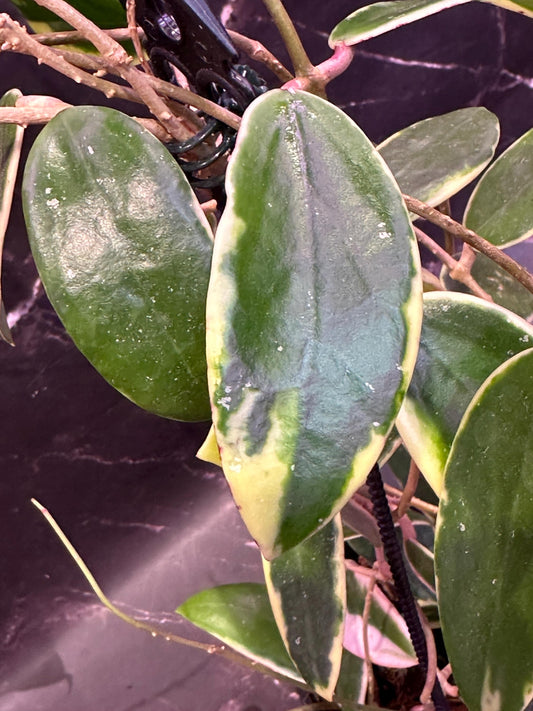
[{"xmin": 1, "ymin": 0, "xmax": 533, "ymax": 708}]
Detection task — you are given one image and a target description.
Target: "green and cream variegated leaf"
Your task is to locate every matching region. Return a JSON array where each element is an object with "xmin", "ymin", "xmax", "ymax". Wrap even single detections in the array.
[
  {"xmin": 378, "ymin": 108, "xmax": 499, "ymax": 209},
  {"xmin": 206, "ymin": 89, "xmax": 422, "ymax": 559},
  {"xmin": 23, "ymin": 106, "xmax": 213, "ymax": 421},
  {"xmin": 176, "ymin": 582, "xmax": 303, "ymax": 683},
  {"xmin": 464, "ymin": 127, "xmax": 533, "ymax": 247},
  {"xmin": 480, "ymin": 0, "xmax": 533, "ymax": 16},
  {"xmin": 435, "ymin": 348, "xmax": 533, "ymax": 711},
  {"xmin": 344, "ymin": 562, "xmax": 417, "ymax": 668},
  {"xmin": 0, "ymin": 89, "xmax": 24, "ymax": 346},
  {"xmin": 263, "ymin": 515, "xmax": 345, "ymax": 700},
  {"xmin": 329, "ymin": 0, "xmax": 472, "ymax": 47},
  {"xmin": 397, "ymin": 292, "xmax": 533, "ymax": 494}
]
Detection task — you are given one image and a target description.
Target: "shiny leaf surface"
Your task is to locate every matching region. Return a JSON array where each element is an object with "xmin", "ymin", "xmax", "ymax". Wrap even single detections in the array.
[
  {"xmin": 329, "ymin": 0, "xmax": 472, "ymax": 46},
  {"xmin": 23, "ymin": 106, "xmax": 213, "ymax": 420},
  {"xmin": 435, "ymin": 348, "xmax": 533, "ymax": 711},
  {"xmin": 464, "ymin": 127, "xmax": 533, "ymax": 247},
  {"xmin": 176, "ymin": 583, "xmax": 303, "ymax": 682},
  {"xmin": 397, "ymin": 292, "xmax": 533, "ymax": 494},
  {"xmin": 378, "ymin": 108, "xmax": 499, "ymax": 209},
  {"xmin": 206, "ymin": 89, "xmax": 422, "ymax": 559},
  {"xmin": 263, "ymin": 515, "xmax": 345, "ymax": 699}
]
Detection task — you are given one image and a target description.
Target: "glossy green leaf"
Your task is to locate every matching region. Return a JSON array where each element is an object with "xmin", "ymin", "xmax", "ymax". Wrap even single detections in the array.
[
  {"xmin": 23, "ymin": 106, "xmax": 213, "ymax": 420},
  {"xmin": 0, "ymin": 89, "xmax": 23, "ymax": 346},
  {"xmin": 397, "ymin": 292, "xmax": 533, "ymax": 494},
  {"xmin": 405, "ymin": 537, "xmax": 436, "ymax": 598},
  {"xmin": 378, "ymin": 108, "xmax": 499, "ymax": 209},
  {"xmin": 464, "ymin": 128, "xmax": 533, "ymax": 247},
  {"xmin": 329, "ymin": 0, "xmax": 472, "ymax": 47},
  {"xmin": 334, "ymin": 651, "xmax": 368, "ymax": 707},
  {"xmin": 11, "ymin": 0, "xmax": 126, "ymax": 31},
  {"xmin": 435, "ymin": 348, "xmax": 533, "ymax": 711},
  {"xmin": 441, "ymin": 249, "xmax": 533, "ymax": 322},
  {"xmin": 344, "ymin": 562, "xmax": 417, "ymax": 668},
  {"xmin": 176, "ymin": 583, "xmax": 303, "ymax": 683},
  {"xmin": 206, "ymin": 88, "xmax": 422, "ymax": 559},
  {"xmin": 263, "ymin": 515, "xmax": 345, "ymax": 700}
]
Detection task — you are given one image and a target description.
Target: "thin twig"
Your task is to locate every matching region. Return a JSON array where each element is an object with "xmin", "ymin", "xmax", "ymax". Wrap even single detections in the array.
[
  {"xmin": 126, "ymin": 0, "xmax": 152, "ymax": 76},
  {"xmin": 31, "ymin": 498, "xmax": 315, "ymax": 693},
  {"xmin": 33, "ymin": 26, "xmax": 136, "ymax": 45},
  {"xmin": 394, "ymin": 460, "xmax": 421, "ymax": 521},
  {"xmin": 437, "ymin": 199, "xmax": 455, "ymax": 255},
  {"xmin": 228, "ymin": 29, "xmax": 293, "ymax": 82},
  {"xmin": 414, "ymin": 225, "xmax": 492, "ymax": 301},
  {"xmin": 362, "ymin": 571, "xmax": 377, "ymax": 702},
  {"xmin": 261, "ymin": 0, "xmax": 313, "ymax": 76},
  {"xmin": 418, "ymin": 605, "xmax": 438, "ymax": 705},
  {"xmin": 384, "ymin": 484, "xmax": 439, "ymax": 517},
  {"xmin": 405, "ymin": 194, "xmax": 533, "ymax": 296}
]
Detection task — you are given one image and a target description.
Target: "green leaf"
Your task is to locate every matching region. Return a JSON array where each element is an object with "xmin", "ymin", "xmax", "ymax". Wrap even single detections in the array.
[
  {"xmin": 0, "ymin": 89, "xmax": 24, "ymax": 346},
  {"xmin": 396, "ymin": 292, "xmax": 533, "ymax": 494},
  {"xmin": 378, "ymin": 108, "xmax": 499, "ymax": 209},
  {"xmin": 263, "ymin": 515, "xmax": 345, "ymax": 700},
  {"xmin": 11, "ymin": 0, "xmax": 126, "ymax": 31},
  {"xmin": 464, "ymin": 128, "xmax": 533, "ymax": 247},
  {"xmin": 435, "ymin": 348, "xmax": 533, "ymax": 711},
  {"xmin": 23, "ymin": 106, "xmax": 213, "ymax": 421},
  {"xmin": 329, "ymin": 0, "xmax": 472, "ymax": 47},
  {"xmin": 344, "ymin": 562, "xmax": 417, "ymax": 668},
  {"xmin": 176, "ymin": 582, "xmax": 303, "ymax": 683},
  {"xmin": 441, "ymin": 249, "xmax": 533, "ymax": 322},
  {"xmin": 206, "ymin": 88, "xmax": 422, "ymax": 559},
  {"xmin": 334, "ymin": 651, "xmax": 368, "ymax": 706}
]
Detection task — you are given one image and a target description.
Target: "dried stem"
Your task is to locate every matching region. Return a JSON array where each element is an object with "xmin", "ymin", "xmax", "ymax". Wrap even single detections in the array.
[
  {"xmin": 126, "ymin": 0, "xmax": 152, "ymax": 76},
  {"xmin": 406, "ymin": 194, "xmax": 533, "ymax": 296},
  {"xmin": 394, "ymin": 460, "xmax": 421, "ymax": 521},
  {"xmin": 418, "ymin": 605, "xmax": 438, "ymax": 705},
  {"xmin": 384, "ymin": 484, "xmax": 439, "ymax": 517},
  {"xmin": 414, "ymin": 225, "xmax": 492, "ymax": 301},
  {"xmin": 437, "ymin": 199, "xmax": 455, "ymax": 255},
  {"xmin": 33, "ymin": 26, "xmax": 135, "ymax": 45},
  {"xmin": 228, "ymin": 29, "xmax": 293, "ymax": 83}
]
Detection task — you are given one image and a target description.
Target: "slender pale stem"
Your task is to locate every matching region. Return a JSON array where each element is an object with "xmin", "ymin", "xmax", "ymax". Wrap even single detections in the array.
[
  {"xmin": 394, "ymin": 459, "xmax": 421, "ymax": 521},
  {"xmin": 406, "ymin": 194, "xmax": 533, "ymax": 296},
  {"xmin": 228, "ymin": 29, "xmax": 293, "ymax": 82},
  {"xmin": 261, "ymin": 0, "xmax": 313, "ymax": 76}
]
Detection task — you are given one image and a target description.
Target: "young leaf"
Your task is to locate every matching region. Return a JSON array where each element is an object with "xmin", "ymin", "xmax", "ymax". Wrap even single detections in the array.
[
  {"xmin": 23, "ymin": 106, "xmax": 213, "ymax": 421},
  {"xmin": 435, "ymin": 348, "xmax": 533, "ymax": 711},
  {"xmin": 344, "ymin": 563, "xmax": 417, "ymax": 668},
  {"xmin": 397, "ymin": 292, "xmax": 533, "ymax": 494},
  {"xmin": 206, "ymin": 88, "xmax": 422, "ymax": 560},
  {"xmin": 0, "ymin": 88, "xmax": 24, "ymax": 346},
  {"xmin": 329, "ymin": 0, "xmax": 472, "ymax": 47},
  {"xmin": 176, "ymin": 583, "xmax": 303, "ymax": 683},
  {"xmin": 464, "ymin": 127, "xmax": 533, "ymax": 247},
  {"xmin": 262, "ymin": 515, "xmax": 345, "ymax": 700},
  {"xmin": 378, "ymin": 108, "xmax": 499, "ymax": 209}
]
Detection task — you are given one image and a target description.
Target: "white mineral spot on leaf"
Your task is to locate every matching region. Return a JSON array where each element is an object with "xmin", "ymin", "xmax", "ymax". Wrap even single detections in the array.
[
  {"xmin": 365, "ymin": 382, "xmax": 375, "ymax": 391},
  {"xmin": 459, "ymin": 522, "xmax": 466, "ymax": 532},
  {"xmin": 46, "ymin": 198, "xmax": 59, "ymax": 209},
  {"xmin": 45, "ymin": 187, "xmax": 52, "ymax": 195},
  {"xmin": 87, "ymin": 145, "xmax": 94, "ymax": 155}
]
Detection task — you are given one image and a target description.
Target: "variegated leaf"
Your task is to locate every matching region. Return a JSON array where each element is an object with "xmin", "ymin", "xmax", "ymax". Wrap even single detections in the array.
[
  {"xmin": 263, "ymin": 515, "xmax": 345, "ymax": 700},
  {"xmin": 397, "ymin": 292, "xmax": 533, "ymax": 494},
  {"xmin": 435, "ymin": 348, "xmax": 533, "ymax": 711},
  {"xmin": 329, "ymin": 0, "xmax": 472, "ymax": 47},
  {"xmin": 464, "ymin": 127, "xmax": 533, "ymax": 248},
  {"xmin": 344, "ymin": 562, "xmax": 417, "ymax": 668},
  {"xmin": 176, "ymin": 582, "xmax": 303, "ymax": 683},
  {"xmin": 378, "ymin": 108, "xmax": 499, "ymax": 209},
  {"xmin": 206, "ymin": 88, "xmax": 422, "ymax": 559}
]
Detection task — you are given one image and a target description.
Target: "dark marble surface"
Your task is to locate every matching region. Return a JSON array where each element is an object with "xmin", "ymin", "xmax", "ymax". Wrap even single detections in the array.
[{"xmin": 0, "ymin": 1, "xmax": 532, "ymax": 709}]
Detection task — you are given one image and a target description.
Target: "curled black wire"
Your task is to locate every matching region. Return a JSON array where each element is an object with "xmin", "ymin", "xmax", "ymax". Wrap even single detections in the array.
[{"xmin": 366, "ymin": 463, "xmax": 450, "ymax": 711}]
